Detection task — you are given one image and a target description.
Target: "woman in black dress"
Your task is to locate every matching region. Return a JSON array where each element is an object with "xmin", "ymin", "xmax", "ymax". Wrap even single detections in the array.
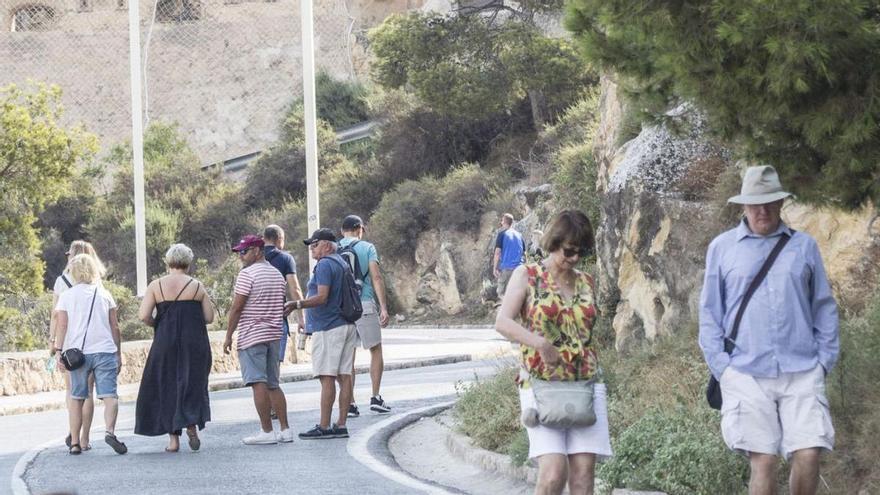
[{"xmin": 136, "ymin": 243, "xmax": 214, "ymax": 452}]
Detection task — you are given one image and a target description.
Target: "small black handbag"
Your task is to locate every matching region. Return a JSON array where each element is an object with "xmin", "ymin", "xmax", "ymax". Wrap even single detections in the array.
[
  {"xmin": 61, "ymin": 287, "xmax": 98, "ymax": 372},
  {"xmin": 706, "ymin": 231, "xmax": 792, "ymax": 409}
]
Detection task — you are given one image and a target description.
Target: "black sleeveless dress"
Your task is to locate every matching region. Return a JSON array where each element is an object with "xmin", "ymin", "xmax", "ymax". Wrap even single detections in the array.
[{"xmin": 135, "ymin": 292, "xmax": 212, "ymax": 436}]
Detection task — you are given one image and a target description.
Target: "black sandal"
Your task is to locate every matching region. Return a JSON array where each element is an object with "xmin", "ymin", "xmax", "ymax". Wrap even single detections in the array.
[
  {"xmin": 104, "ymin": 432, "xmax": 128, "ymax": 455},
  {"xmin": 186, "ymin": 428, "xmax": 200, "ymax": 452},
  {"xmin": 65, "ymin": 434, "xmax": 72, "ymax": 448},
  {"xmin": 69, "ymin": 443, "xmax": 81, "ymax": 455}
]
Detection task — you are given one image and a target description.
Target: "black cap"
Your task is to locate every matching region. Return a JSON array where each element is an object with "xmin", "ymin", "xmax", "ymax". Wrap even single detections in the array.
[
  {"xmin": 341, "ymin": 214, "xmax": 364, "ymax": 231},
  {"xmin": 303, "ymin": 228, "xmax": 337, "ymax": 245}
]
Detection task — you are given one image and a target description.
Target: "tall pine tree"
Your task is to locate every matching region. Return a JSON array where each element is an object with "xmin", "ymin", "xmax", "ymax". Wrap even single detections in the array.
[{"xmin": 566, "ymin": 0, "xmax": 880, "ymax": 209}]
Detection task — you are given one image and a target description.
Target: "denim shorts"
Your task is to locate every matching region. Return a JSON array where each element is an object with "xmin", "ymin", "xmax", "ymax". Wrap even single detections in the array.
[
  {"xmin": 239, "ymin": 341, "xmax": 281, "ymax": 389},
  {"xmin": 70, "ymin": 352, "xmax": 119, "ymax": 400}
]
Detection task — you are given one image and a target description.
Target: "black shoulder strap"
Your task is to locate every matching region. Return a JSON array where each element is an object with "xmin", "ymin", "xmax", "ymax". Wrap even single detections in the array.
[
  {"xmin": 157, "ymin": 279, "xmax": 166, "ymax": 302},
  {"xmin": 80, "ymin": 287, "xmax": 99, "ymax": 349},
  {"xmin": 174, "ymin": 278, "xmax": 195, "ymax": 302},
  {"xmin": 725, "ymin": 230, "xmax": 794, "ymax": 353},
  {"xmin": 265, "ymin": 248, "xmax": 279, "ymax": 262},
  {"xmin": 61, "ymin": 274, "xmax": 73, "ymax": 288}
]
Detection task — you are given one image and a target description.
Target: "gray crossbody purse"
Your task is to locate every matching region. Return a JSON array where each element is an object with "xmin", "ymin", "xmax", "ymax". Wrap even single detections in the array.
[{"xmin": 523, "ymin": 372, "xmax": 598, "ymax": 429}]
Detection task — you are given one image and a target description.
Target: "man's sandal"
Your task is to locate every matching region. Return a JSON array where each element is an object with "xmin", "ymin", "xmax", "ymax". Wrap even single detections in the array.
[{"xmin": 104, "ymin": 432, "xmax": 128, "ymax": 455}]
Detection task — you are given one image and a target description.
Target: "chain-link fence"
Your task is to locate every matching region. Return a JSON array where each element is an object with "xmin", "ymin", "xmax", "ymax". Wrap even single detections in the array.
[{"xmin": 0, "ymin": 0, "xmax": 392, "ymax": 165}]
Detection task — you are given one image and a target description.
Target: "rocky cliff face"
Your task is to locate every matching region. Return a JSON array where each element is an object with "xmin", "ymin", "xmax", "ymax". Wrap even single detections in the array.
[
  {"xmin": 384, "ymin": 184, "xmax": 557, "ymax": 319},
  {"xmin": 594, "ymin": 76, "xmax": 880, "ymax": 348}
]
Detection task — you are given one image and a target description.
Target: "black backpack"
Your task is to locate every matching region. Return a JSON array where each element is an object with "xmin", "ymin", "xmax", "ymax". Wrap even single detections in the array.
[{"xmin": 326, "ymin": 255, "xmax": 363, "ymax": 323}]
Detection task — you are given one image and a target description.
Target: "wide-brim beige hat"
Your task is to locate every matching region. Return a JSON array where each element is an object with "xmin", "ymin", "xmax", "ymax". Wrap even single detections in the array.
[{"xmin": 727, "ymin": 165, "xmax": 793, "ymax": 205}]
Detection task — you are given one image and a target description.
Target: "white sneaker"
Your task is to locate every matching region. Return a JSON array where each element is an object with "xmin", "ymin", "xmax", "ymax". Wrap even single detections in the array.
[
  {"xmin": 242, "ymin": 430, "xmax": 277, "ymax": 445},
  {"xmin": 277, "ymin": 428, "xmax": 294, "ymax": 443}
]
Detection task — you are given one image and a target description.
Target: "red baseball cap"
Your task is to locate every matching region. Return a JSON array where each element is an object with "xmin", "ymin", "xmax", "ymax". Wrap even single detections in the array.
[{"xmin": 232, "ymin": 234, "xmax": 265, "ymax": 252}]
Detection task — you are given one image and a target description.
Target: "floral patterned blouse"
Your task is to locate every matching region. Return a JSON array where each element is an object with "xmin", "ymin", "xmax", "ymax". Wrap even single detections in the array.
[{"xmin": 519, "ymin": 262, "xmax": 599, "ymax": 386}]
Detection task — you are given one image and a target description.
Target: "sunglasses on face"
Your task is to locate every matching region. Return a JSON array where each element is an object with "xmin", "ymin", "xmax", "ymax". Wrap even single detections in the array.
[
  {"xmin": 562, "ymin": 246, "xmax": 589, "ymax": 258},
  {"xmin": 238, "ymin": 248, "xmax": 251, "ymax": 256}
]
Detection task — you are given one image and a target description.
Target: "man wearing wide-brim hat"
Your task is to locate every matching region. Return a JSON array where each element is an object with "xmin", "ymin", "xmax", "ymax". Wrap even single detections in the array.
[{"xmin": 698, "ymin": 165, "xmax": 839, "ymax": 495}]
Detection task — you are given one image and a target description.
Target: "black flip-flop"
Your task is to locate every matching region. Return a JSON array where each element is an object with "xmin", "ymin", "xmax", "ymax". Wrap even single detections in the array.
[
  {"xmin": 65, "ymin": 434, "xmax": 72, "ymax": 448},
  {"xmin": 104, "ymin": 433, "xmax": 128, "ymax": 455},
  {"xmin": 69, "ymin": 443, "xmax": 81, "ymax": 455}
]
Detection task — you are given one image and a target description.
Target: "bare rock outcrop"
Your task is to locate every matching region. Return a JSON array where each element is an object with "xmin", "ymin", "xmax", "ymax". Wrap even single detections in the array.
[{"xmin": 595, "ymin": 77, "xmax": 880, "ymax": 348}]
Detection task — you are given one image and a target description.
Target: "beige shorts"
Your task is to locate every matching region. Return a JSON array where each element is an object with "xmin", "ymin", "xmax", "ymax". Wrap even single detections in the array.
[
  {"xmin": 519, "ymin": 384, "xmax": 613, "ymax": 460},
  {"xmin": 355, "ymin": 300, "xmax": 382, "ymax": 350},
  {"xmin": 310, "ymin": 323, "xmax": 357, "ymax": 377},
  {"xmin": 720, "ymin": 365, "xmax": 834, "ymax": 460}
]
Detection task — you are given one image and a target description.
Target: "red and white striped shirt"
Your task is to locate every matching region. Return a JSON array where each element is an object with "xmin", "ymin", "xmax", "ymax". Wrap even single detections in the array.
[{"xmin": 234, "ymin": 260, "xmax": 285, "ymax": 350}]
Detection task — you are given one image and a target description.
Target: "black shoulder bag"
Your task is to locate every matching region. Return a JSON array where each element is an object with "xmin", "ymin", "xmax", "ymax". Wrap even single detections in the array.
[
  {"xmin": 61, "ymin": 287, "xmax": 98, "ymax": 371},
  {"xmin": 706, "ymin": 230, "xmax": 793, "ymax": 409}
]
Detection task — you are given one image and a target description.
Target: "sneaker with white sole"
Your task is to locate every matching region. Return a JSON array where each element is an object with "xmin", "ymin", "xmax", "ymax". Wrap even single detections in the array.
[
  {"xmin": 370, "ymin": 395, "xmax": 391, "ymax": 413},
  {"xmin": 347, "ymin": 404, "xmax": 360, "ymax": 418},
  {"xmin": 277, "ymin": 428, "xmax": 294, "ymax": 443},
  {"xmin": 242, "ymin": 430, "xmax": 277, "ymax": 445}
]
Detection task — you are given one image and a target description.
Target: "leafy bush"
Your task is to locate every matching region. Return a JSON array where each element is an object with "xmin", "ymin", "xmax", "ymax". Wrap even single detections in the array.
[
  {"xmin": 102, "ymin": 280, "xmax": 149, "ymax": 342},
  {"xmin": 454, "ymin": 366, "xmax": 523, "ymax": 454},
  {"xmin": 432, "ymin": 164, "xmax": 496, "ymax": 232},
  {"xmin": 823, "ymin": 291, "xmax": 880, "ymax": 493},
  {"xmin": 538, "ymin": 94, "xmax": 602, "ymax": 226},
  {"xmin": 0, "ymin": 83, "xmax": 98, "ymax": 298},
  {"xmin": 243, "ymin": 104, "xmax": 347, "ymax": 210},
  {"xmin": 316, "ymin": 70, "xmax": 369, "ymax": 129},
  {"xmin": 599, "ymin": 408, "xmax": 748, "ymax": 495},
  {"xmin": 193, "ymin": 254, "xmax": 241, "ymax": 331},
  {"xmin": 0, "ymin": 293, "xmax": 53, "ymax": 351},
  {"xmin": 369, "ymin": 178, "xmax": 438, "ymax": 261}
]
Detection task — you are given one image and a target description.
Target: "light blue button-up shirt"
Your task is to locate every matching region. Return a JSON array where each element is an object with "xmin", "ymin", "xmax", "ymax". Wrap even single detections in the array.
[{"xmin": 699, "ymin": 220, "xmax": 839, "ymax": 379}]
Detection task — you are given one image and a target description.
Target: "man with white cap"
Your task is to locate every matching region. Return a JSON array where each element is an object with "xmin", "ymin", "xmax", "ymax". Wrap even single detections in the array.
[{"xmin": 699, "ymin": 165, "xmax": 839, "ymax": 495}]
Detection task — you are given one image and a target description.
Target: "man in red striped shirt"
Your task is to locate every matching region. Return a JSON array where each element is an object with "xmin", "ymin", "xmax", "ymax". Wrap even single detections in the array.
[{"xmin": 223, "ymin": 234, "xmax": 292, "ymax": 445}]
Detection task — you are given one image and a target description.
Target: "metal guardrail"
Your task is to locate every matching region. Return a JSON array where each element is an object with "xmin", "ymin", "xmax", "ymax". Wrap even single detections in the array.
[{"xmin": 203, "ymin": 120, "xmax": 377, "ymax": 174}]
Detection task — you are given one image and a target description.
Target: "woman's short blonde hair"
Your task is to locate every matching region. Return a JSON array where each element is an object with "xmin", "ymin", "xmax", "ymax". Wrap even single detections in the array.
[
  {"xmin": 165, "ymin": 243, "xmax": 194, "ymax": 270},
  {"xmin": 68, "ymin": 254, "xmax": 102, "ymax": 285},
  {"xmin": 66, "ymin": 240, "xmax": 106, "ymax": 278}
]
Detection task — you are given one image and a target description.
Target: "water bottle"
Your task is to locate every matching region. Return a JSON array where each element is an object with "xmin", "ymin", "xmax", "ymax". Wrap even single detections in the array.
[
  {"xmin": 296, "ymin": 331, "xmax": 307, "ymax": 351},
  {"xmin": 45, "ymin": 354, "xmax": 57, "ymax": 373}
]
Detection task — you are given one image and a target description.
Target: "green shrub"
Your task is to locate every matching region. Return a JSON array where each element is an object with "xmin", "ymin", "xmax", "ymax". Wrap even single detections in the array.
[
  {"xmin": 193, "ymin": 254, "xmax": 241, "ymax": 331},
  {"xmin": 0, "ymin": 293, "xmax": 54, "ymax": 351},
  {"xmin": 432, "ymin": 164, "xmax": 496, "ymax": 232},
  {"xmin": 453, "ymin": 366, "xmax": 524, "ymax": 454},
  {"xmin": 599, "ymin": 408, "xmax": 748, "ymax": 495},
  {"xmin": 823, "ymin": 291, "xmax": 880, "ymax": 493},
  {"xmin": 369, "ymin": 178, "xmax": 438, "ymax": 261},
  {"xmin": 102, "ymin": 280, "xmax": 150, "ymax": 342},
  {"xmin": 316, "ymin": 70, "xmax": 370, "ymax": 129}
]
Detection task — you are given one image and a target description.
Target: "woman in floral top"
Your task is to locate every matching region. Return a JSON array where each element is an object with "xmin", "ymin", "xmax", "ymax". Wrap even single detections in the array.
[{"xmin": 496, "ymin": 210, "xmax": 612, "ymax": 495}]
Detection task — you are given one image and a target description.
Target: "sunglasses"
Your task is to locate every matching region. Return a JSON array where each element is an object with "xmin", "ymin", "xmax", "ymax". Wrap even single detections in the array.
[
  {"xmin": 562, "ymin": 246, "xmax": 590, "ymax": 258},
  {"xmin": 238, "ymin": 248, "xmax": 252, "ymax": 256}
]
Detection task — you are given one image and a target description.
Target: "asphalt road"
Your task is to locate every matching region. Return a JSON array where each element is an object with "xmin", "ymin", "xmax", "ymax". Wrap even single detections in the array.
[{"xmin": 7, "ymin": 359, "xmax": 508, "ymax": 495}]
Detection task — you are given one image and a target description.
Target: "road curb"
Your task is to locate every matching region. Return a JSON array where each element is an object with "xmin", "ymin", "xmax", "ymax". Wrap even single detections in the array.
[
  {"xmin": 0, "ymin": 354, "xmax": 474, "ymax": 417},
  {"xmin": 443, "ymin": 421, "xmax": 539, "ymax": 485},
  {"xmin": 348, "ymin": 401, "xmax": 464, "ymax": 495}
]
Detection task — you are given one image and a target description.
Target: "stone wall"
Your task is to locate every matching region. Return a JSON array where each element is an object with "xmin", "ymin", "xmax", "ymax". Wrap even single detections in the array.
[{"xmin": 0, "ymin": 331, "xmax": 311, "ymax": 396}]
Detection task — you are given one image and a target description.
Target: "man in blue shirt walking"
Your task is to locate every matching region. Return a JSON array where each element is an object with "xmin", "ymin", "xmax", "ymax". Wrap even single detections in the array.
[
  {"xmin": 699, "ymin": 165, "xmax": 839, "ymax": 495},
  {"xmin": 493, "ymin": 213, "xmax": 525, "ymax": 298}
]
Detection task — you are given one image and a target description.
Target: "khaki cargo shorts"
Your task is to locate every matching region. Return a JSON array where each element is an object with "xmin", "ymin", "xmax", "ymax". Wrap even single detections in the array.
[
  {"xmin": 720, "ymin": 364, "xmax": 834, "ymax": 460},
  {"xmin": 310, "ymin": 323, "xmax": 356, "ymax": 377}
]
